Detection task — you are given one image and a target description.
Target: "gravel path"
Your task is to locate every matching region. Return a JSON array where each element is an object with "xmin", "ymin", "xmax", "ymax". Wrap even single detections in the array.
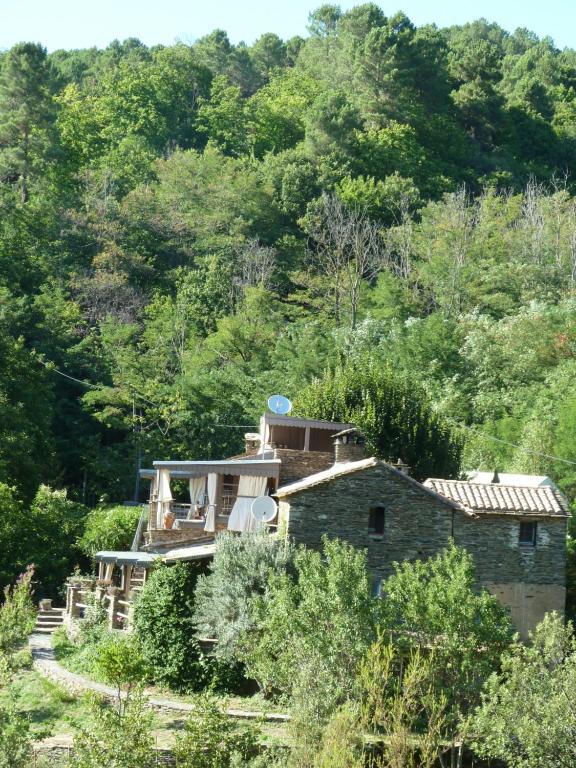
[{"xmin": 29, "ymin": 633, "xmax": 289, "ymax": 722}]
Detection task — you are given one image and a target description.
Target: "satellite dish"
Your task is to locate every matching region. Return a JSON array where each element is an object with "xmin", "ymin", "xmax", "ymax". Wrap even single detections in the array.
[
  {"xmin": 251, "ymin": 496, "xmax": 278, "ymax": 524},
  {"xmin": 268, "ymin": 394, "xmax": 292, "ymax": 415}
]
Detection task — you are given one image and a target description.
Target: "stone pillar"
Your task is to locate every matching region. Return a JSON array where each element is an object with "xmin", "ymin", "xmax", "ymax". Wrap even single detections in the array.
[
  {"xmin": 107, "ymin": 588, "xmax": 121, "ymax": 629},
  {"xmin": 68, "ymin": 584, "xmax": 82, "ymax": 619}
]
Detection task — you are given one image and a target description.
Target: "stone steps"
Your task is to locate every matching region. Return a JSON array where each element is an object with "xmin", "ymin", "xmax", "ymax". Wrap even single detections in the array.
[{"xmin": 34, "ymin": 607, "xmax": 64, "ymax": 634}]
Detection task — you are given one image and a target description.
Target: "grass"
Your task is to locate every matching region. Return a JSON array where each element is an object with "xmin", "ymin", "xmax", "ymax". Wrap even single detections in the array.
[
  {"xmin": 53, "ymin": 625, "xmax": 289, "ymax": 717},
  {"xmin": 0, "ymin": 668, "xmax": 94, "ymax": 737}
]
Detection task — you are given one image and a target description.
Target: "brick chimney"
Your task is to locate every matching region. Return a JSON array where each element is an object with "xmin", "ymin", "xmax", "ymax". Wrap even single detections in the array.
[
  {"xmin": 244, "ymin": 432, "xmax": 261, "ymax": 455},
  {"xmin": 393, "ymin": 458, "xmax": 411, "ymax": 476},
  {"xmin": 333, "ymin": 428, "xmax": 365, "ymax": 464}
]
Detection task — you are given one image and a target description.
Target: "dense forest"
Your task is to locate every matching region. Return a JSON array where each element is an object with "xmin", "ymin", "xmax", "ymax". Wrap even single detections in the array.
[{"xmin": 2, "ymin": 3, "xmax": 576, "ymax": 519}]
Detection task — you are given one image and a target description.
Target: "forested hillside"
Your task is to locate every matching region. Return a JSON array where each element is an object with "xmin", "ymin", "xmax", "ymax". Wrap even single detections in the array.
[{"xmin": 2, "ymin": 3, "xmax": 576, "ymax": 517}]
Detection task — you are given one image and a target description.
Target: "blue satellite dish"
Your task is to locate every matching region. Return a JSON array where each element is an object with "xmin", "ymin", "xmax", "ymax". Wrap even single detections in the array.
[{"xmin": 268, "ymin": 394, "xmax": 292, "ymax": 415}]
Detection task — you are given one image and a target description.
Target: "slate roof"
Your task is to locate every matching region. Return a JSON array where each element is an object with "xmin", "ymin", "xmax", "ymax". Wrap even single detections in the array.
[
  {"xmin": 424, "ymin": 479, "xmax": 568, "ymax": 517},
  {"xmin": 275, "ymin": 459, "xmax": 473, "ymax": 514}
]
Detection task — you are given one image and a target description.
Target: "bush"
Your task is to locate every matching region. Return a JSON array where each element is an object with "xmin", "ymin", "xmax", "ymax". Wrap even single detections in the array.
[
  {"xmin": 470, "ymin": 613, "xmax": 576, "ymax": 768},
  {"xmin": 174, "ymin": 694, "xmax": 261, "ymax": 768},
  {"xmin": 94, "ymin": 635, "xmax": 149, "ymax": 702},
  {"xmin": 245, "ymin": 537, "xmax": 377, "ymax": 709},
  {"xmin": 78, "ymin": 505, "xmax": 143, "ymax": 559},
  {"xmin": 194, "ymin": 531, "xmax": 293, "ymax": 663},
  {"xmin": 68, "ymin": 689, "xmax": 156, "ymax": 768},
  {"xmin": 132, "ymin": 562, "xmax": 207, "ymax": 691},
  {"xmin": 0, "ymin": 566, "xmax": 36, "ymax": 658},
  {"xmin": 0, "ymin": 696, "xmax": 33, "ymax": 768}
]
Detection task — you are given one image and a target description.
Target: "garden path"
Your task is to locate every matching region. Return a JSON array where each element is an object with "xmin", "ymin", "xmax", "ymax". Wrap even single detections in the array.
[{"xmin": 29, "ymin": 633, "xmax": 290, "ymax": 722}]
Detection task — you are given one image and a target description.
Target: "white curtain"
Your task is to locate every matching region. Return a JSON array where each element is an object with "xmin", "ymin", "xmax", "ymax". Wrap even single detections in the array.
[
  {"xmin": 228, "ymin": 475, "xmax": 268, "ymax": 533},
  {"xmin": 204, "ymin": 473, "xmax": 218, "ymax": 533},
  {"xmin": 188, "ymin": 476, "xmax": 206, "ymax": 519},
  {"xmin": 157, "ymin": 469, "xmax": 173, "ymax": 529}
]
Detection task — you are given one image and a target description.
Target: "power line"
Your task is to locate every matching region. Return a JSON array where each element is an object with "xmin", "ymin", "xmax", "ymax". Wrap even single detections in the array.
[
  {"xmin": 36, "ymin": 357, "xmax": 158, "ymax": 406},
  {"xmin": 449, "ymin": 419, "xmax": 576, "ymax": 468}
]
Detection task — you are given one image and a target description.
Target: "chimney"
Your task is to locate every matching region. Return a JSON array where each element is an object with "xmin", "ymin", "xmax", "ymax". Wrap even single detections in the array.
[
  {"xmin": 333, "ymin": 428, "xmax": 365, "ymax": 464},
  {"xmin": 394, "ymin": 458, "xmax": 411, "ymax": 476},
  {"xmin": 491, "ymin": 469, "xmax": 500, "ymax": 484},
  {"xmin": 244, "ymin": 432, "xmax": 261, "ymax": 455}
]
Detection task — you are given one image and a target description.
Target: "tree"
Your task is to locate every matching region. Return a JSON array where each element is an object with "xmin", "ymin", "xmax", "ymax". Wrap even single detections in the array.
[
  {"xmin": 132, "ymin": 562, "xmax": 207, "ymax": 691},
  {"xmin": 359, "ymin": 642, "xmax": 448, "ymax": 768},
  {"xmin": 245, "ymin": 537, "xmax": 377, "ymax": 710},
  {"xmin": 0, "ymin": 43, "xmax": 55, "ymax": 202},
  {"xmin": 193, "ymin": 530, "xmax": 293, "ymax": 663},
  {"xmin": 79, "ymin": 504, "xmax": 143, "ymax": 559},
  {"xmin": 470, "ymin": 612, "xmax": 576, "ymax": 768},
  {"xmin": 24, "ymin": 486, "xmax": 88, "ymax": 598},
  {"xmin": 296, "ymin": 359, "xmax": 462, "ymax": 480},
  {"xmin": 68, "ymin": 689, "xmax": 156, "ymax": 768},
  {"xmin": 302, "ymin": 193, "xmax": 386, "ymax": 327},
  {"xmin": 174, "ymin": 695, "xmax": 261, "ymax": 768},
  {"xmin": 379, "ymin": 543, "xmax": 514, "ymax": 765},
  {"xmin": 196, "ymin": 75, "xmax": 248, "ymax": 156}
]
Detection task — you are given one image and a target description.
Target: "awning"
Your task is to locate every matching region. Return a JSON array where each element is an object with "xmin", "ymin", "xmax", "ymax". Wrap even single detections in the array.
[
  {"xmin": 153, "ymin": 459, "xmax": 280, "ymax": 478},
  {"xmin": 95, "ymin": 551, "xmax": 159, "ymax": 568},
  {"xmin": 162, "ymin": 543, "xmax": 217, "ymax": 563}
]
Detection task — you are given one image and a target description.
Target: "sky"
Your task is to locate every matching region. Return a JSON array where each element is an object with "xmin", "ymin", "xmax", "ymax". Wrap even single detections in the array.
[{"xmin": 1, "ymin": 0, "xmax": 575, "ymax": 52}]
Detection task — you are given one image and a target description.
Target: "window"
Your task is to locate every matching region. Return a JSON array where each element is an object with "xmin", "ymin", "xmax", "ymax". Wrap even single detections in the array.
[
  {"xmin": 368, "ymin": 506, "xmax": 385, "ymax": 537},
  {"xmin": 519, "ymin": 521, "xmax": 537, "ymax": 546},
  {"xmin": 371, "ymin": 576, "xmax": 383, "ymax": 597}
]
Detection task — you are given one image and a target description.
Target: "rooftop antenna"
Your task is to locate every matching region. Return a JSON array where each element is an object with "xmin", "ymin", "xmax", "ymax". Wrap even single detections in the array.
[
  {"xmin": 265, "ymin": 395, "xmax": 292, "ymax": 460},
  {"xmin": 267, "ymin": 394, "xmax": 292, "ymax": 415},
  {"xmin": 251, "ymin": 495, "xmax": 278, "ymax": 526}
]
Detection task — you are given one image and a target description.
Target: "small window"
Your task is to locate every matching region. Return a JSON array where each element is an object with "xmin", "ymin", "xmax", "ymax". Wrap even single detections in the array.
[
  {"xmin": 368, "ymin": 506, "xmax": 385, "ymax": 537},
  {"xmin": 371, "ymin": 576, "xmax": 383, "ymax": 597},
  {"xmin": 519, "ymin": 521, "xmax": 537, "ymax": 546}
]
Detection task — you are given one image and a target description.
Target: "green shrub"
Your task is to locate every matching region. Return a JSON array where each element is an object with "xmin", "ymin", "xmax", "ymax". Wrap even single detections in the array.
[
  {"xmin": 78, "ymin": 505, "xmax": 143, "ymax": 559},
  {"xmin": 174, "ymin": 694, "xmax": 261, "ymax": 768},
  {"xmin": 94, "ymin": 635, "xmax": 149, "ymax": 702},
  {"xmin": 194, "ymin": 531, "xmax": 293, "ymax": 664},
  {"xmin": 132, "ymin": 562, "xmax": 207, "ymax": 691},
  {"xmin": 0, "ymin": 696, "xmax": 33, "ymax": 768},
  {"xmin": 68, "ymin": 689, "xmax": 156, "ymax": 768},
  {"xmin": 0, "ymin": 566, "xmax": 36, "ymax": 658}
]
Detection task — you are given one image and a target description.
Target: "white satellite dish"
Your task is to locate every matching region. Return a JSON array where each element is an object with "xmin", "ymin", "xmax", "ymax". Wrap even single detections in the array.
[
  {"xmin": 251, "ymin": 496, "xmax": 278, "ymax": 524},
  {"xmin": 268, "ymin": 394, "xmax": 292, "ymax": 415}
]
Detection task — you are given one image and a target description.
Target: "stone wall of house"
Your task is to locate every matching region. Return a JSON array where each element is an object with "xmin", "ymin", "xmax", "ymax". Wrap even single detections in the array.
[
  {"xmin": 453, "ymin": 513, "xmax": 567, "ymax": 586},
  {"xmin": 484, "ymin": 582, "xmax": 566, "ymax": 639},
  {"xmin": 282, "ymin": 463, "xmax": 454, "ymax": 580},
  {"xmin": 275, "ymin": 450, "xmax": 334, "ymax": 486},
  {"xmin": 281, "ymin": 462, "xmax": 567, "ymax": 632}
]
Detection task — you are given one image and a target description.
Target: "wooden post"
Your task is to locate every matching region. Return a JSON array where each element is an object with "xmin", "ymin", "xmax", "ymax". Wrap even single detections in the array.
[{"xmin": 304, "ymin": 426, "xmax": 310, "ymax": 451}]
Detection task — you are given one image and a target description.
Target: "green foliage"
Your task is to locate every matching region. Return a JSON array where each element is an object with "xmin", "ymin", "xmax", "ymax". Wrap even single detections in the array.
[
  {"xmin": 296, "ymin": 359, "xmax": 462, "ymax": 480},
  {"xmin": 78, "ymin": 505, "xmax": 142, "ymax": 559},
  {"xmin": 245, "ymin": 538, "xmax": 377, "ymax": 711},
  {"xmin": 68, "ymin": 689, "xmax": 156, "ymax": 768},
  {"xmin": 194, "ymin": 531, "xmax": 293, "ymax": 663},
  {"xmin": 173, "ymin": 694, "xmax": 261, "ymax": 768},
  {"xmin": 0, "ymin": 566, "xmax": 36, "ymax": 658},
  {"xmin": 24, "ymin": 485, "xmax": 88, "ymax": 598},
  {"xmin": 470, "ymin": 613, "xmax": 576, "ymax": 768},
  {"xmin": 93, "ymin": 635, "xmax": 149, "ymax": 699},
  {"xmin": 312, "ymin": 704, "xmax": 364, "ymax": 768},
  {"xmin": 379, "ymin": 543, "xmax": 513, "ymax": 730},
  {"xmin": 358, "ymin": 643, "xmax": 448, "ymax": 768},
  {"xmin": 0, "ymin": 695, "xmax": 33, "ymax": 768},
  {"xmin": 132, "ymin": 562, "xmax": 206, "ymax": 691}
]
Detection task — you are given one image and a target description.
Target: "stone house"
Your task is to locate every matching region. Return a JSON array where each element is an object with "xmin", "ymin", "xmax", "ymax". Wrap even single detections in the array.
[
  {"xmin": 68, "ymin": 414, "xmax": 567, "ymax": 638},
  {"xmin": 276, "ymin": 437, "xmax": 568, "ymax": 637}
]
